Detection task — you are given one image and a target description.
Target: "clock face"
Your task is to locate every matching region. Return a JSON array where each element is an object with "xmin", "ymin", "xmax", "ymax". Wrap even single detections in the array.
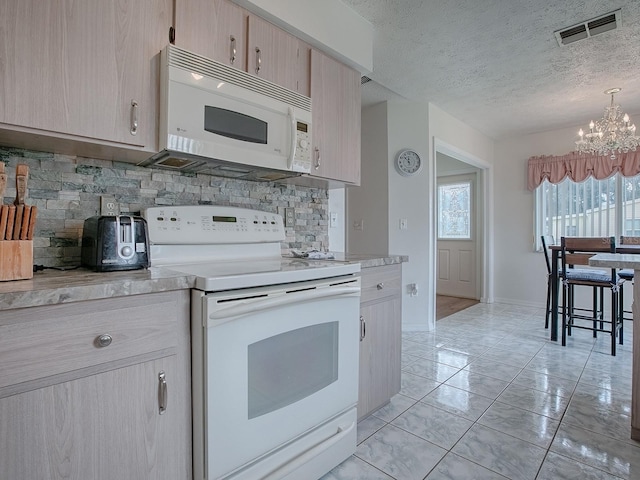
[{"xmin": 396, "ymin": 149, "xmax": 422, "ymax": 176}]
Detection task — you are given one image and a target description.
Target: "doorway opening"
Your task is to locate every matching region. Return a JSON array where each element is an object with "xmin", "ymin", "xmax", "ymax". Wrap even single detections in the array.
[{"xmin": 432, "ymin": 139, "xmax": 492, "ymax": 322}]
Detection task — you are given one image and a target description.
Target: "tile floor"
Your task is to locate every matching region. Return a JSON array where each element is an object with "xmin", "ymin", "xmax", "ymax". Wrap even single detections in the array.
[{"xmin": 322, "ymin": 302, "xmax": 639, "ymax": 480}]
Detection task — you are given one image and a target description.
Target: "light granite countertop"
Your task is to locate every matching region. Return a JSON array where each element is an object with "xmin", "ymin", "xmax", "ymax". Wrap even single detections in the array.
[
  {"xmin": 0, "ymin": 267, "xmax": 195, "ymax": 312},
  {"xmin": 327, "ymin": 253, "xmax": 408, "ymax": 269},
  {"xmin": 589, "ymin": 253, "xmax": 640, "ymax": 269},
  {"xmin": 0, "ymin": 254, "xmax": 407, "ymax": 311}
]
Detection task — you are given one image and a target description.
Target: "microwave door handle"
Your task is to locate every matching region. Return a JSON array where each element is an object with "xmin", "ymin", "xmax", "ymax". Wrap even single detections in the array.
[{"xmin": 287, "ymin": 106, "xmax": 296, "ymax": 169}]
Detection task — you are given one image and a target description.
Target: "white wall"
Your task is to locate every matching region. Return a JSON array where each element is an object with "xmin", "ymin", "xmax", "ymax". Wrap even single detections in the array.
[
  {"xmin": 493, "ymin": 124, "xmax": 578, "ymax": 306},
  {"xmin": 349, "ymin": 101, "xmax": 497, "ymax": 331},
  {"xmin": 386, "ymin": 102, "xmax": 431, "ymax": 330}
]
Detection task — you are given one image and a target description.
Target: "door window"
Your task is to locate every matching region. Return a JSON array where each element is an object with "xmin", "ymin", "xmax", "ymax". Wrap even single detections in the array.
[{"xmin": 438, "ymin": 181, "xmax": 472, "ymax": 239}]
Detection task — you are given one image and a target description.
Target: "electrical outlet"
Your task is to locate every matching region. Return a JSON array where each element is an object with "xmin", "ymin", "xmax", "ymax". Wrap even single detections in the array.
[
  {"xmin": 100, "ymin": 195, "xmax": 120, "ymax": 216},
  {"xmin": 284, "ymin": 207, "xmax": 295, "ymax": 227}
]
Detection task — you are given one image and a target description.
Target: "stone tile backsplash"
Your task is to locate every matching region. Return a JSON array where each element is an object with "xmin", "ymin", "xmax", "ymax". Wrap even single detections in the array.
[{"xmin": 0, "ymin": 147, "xmax": 329, "ymax": 267}]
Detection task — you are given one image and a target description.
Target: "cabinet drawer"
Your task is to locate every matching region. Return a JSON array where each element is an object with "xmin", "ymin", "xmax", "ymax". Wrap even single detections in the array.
[
  {"xmin": 360, "ymin": 264, "xmax": 401, "ymax": 304},
  {"xmin": 0, "ymin": 292, "xmax": 180, "ymax": 390}
]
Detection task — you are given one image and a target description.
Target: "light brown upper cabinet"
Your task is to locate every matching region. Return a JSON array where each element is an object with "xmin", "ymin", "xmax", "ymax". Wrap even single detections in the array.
[
  {"xmin": 310, "ymin": 49, "xmax": 361, "ymax": 185},
  {"xmin": 0, "ymin": 0, "xmax": 172, "ymax": 152},
  {"xmin": 174, "ymin": 0, "xmax": 247, "ymax": 69},
  {"xmin": 247, "ymin": 14, "xmax": 310, "ymax": 96}
]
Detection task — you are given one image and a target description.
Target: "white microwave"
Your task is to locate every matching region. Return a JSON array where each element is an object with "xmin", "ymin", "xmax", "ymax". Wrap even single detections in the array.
[{"xmin": 140, "ymin": 45, "xmax": 312, "ymax": 181}]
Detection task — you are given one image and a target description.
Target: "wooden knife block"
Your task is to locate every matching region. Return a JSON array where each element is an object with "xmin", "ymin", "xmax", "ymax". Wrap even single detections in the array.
[{"xmin": 0, "ymin": 240, "xmax": 33, "ymax": 281}]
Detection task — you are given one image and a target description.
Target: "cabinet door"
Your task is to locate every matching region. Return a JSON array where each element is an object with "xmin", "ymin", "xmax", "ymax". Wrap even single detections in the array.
[
  {"xmin": 0, "ymin": 356, "xmax": 178, "ymax": 480},
  {"xmin": 174, "ymin": 0, "xmax": 247, "ymax": 69},
  {"xmin": 247, "ymin": 14, "xmax": 310, "ymax": 96},
  {"xmin": 358, "ymin": 298, "xmax": 402, "ymax": 419},
  {"xmin": 0, "ymin": 0, "xmax": 171, "ymax": 149},
  {"xmin": 310, "ymin": 49, "xmax": 361, "ymax": 184}
]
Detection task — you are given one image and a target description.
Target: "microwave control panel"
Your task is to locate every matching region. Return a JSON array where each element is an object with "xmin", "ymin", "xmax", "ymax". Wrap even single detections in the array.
[
  {"xmin": 293, "ymin": 121, "xmax": 311, "ymax": 172},
  {"xmin": 144, "ymin": 206, "xmax": 285, "ymax": 245}
]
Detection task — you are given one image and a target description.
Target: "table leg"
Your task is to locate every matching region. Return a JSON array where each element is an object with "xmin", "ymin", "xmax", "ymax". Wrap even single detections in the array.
[
  {"xmin": 632, "ymin": 268, "xmax": 640, "ymax": 440},
  {"xmin": 551, "ymin": 249, "xmax": 560, "ymax": 341}
]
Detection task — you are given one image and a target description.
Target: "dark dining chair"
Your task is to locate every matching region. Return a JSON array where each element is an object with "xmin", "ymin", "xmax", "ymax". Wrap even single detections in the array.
[
  {"xmin": 618, "ymin": 236, "xmax": 639, "ymax": 324},
  {"xmin": 560, "ymin": 236, "xmax": 624, "ymax": 356},
  {"xmin": 541, "ymin": 235, "xmax": 556, "ymax": 329}
]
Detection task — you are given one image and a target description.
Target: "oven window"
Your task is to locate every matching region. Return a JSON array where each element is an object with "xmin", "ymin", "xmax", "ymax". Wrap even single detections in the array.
[
  {"xmin": 204, "ymin": 106, "xmax": 267, "ymax": 144},
  {"xmin": 247, "ymin": 322, "xmax": 339, "ymax": 419}
]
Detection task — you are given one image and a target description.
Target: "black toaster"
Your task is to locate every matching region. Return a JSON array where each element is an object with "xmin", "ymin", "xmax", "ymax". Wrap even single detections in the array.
[{"xmin": 81, "ymin": 215, "xmax": 150, "ymax": 271}]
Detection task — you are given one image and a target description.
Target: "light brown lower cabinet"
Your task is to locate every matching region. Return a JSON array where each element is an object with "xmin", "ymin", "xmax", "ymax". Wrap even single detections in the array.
[
  {"xmin": 358, "ymin": 264, "xmax": 402, "ymax": 420},
  {"xmin": 0, "ymin": 290, "xmax": 192, "ymax": 480}
]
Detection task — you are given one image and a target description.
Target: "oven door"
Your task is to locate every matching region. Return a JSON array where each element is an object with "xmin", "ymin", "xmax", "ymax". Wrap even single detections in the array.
[{"xmin": 195, "ymin": 276, "xmax": 360, "ymax": 480}]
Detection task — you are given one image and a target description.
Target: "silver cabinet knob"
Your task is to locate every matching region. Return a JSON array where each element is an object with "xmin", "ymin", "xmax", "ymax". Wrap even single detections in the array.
[
  {"xmin": 95, "ymin": 334, "xmax": 112, "ymax": 348},
  {"xmin": 377, "ymin": 282, "xmax": 384, "ymax": 290}
]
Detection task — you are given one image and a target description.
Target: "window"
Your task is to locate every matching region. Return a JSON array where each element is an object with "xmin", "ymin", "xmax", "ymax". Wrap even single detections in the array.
[
  {"xmin": 438, "ymin": 181, "xmax": 471, "ymax": 239},
  {"xmin": 536, "ymin": 172, "xmax": 640, "ymax": 245}
]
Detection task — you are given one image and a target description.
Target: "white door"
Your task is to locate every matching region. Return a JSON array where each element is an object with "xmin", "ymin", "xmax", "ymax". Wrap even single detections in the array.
[{"xmin": 437, "ymin": 174, "xmax": 478, "ymax": 299}]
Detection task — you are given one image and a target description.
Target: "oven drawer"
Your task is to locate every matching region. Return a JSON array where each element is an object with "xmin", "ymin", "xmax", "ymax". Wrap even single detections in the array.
[
  {"xmin": 0, "ymin": 293, "xmax": 178, "ymax": 390},
  {"xmin": 360, "ymin": 264, "xmax": 402, "ymax": 304}
]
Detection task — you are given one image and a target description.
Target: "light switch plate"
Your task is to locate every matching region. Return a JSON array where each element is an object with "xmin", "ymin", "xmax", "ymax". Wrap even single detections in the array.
[
  {"xmin": 399, "ymin": 218, "xmax": 408, "ymax": 230},
  {"xmin": 330, "ymin": 212, "xmax": 338, "ymax": 228}
]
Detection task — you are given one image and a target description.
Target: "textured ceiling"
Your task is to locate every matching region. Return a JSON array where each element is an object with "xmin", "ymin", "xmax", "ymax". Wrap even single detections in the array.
[{"xmin": 341, "ymin": 0, "xmax": 640, "ymax": 140}]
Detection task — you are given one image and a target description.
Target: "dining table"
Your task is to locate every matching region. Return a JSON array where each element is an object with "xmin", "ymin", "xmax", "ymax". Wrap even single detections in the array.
[{"xmin": 587, "ymin": 251, "xmax": 640, "ymax": 441}]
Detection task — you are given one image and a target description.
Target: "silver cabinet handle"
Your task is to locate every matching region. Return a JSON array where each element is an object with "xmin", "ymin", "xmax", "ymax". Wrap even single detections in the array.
[
  {"xmin": 314, "ymin": 147, "xmax": 320, "ymax": 170},
  {"xmin": 158, "ymin": 371, "xmax": 167, "ymax": 415},
  {"xmin": 130, "ymin": 100, "xmax": 138, "ymax": 135},
  {"xmin": 359, "ymin": 315, "xmax": 366, "ymax": 341},
  {"xmin": 230, "ymin": 35, "xmax": 236, "ymax": 64},
  {"xmin": 377, "ymin": 282, "xmax": 384, "ymax": 290},
  {"xmin": 255, "ymin": 47, "xmax": 261, "ymax": 74},
  {"xmin": 95, "ymin": 334, "xmax": 112, "ymax": 348}
]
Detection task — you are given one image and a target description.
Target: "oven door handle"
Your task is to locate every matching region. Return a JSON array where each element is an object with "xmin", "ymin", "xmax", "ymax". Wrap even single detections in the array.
[
  {"xmin": 208, "ymin": 286, "xmax": 361, "ymax": 324},
  {"xmin": 260, "ymin": 420, "xmax": 356, "ymax": 480}
]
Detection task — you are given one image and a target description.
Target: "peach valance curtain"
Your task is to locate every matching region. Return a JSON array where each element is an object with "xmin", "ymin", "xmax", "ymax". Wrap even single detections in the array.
[{"xmin": 527, "ymin": 150, "xmax": 640, "ymax": 191}]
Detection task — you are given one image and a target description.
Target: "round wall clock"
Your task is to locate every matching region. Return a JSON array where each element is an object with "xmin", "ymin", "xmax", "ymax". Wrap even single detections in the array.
[{"xmin": 395, "ymin": 149, "xmax": 423, "ymax": 176}]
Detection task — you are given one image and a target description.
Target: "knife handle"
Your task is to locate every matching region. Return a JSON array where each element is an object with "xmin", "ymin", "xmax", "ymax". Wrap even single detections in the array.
[
  {"xmin": 5, "ymin": 206, "xmax": 15, "ymax": 240},
  {"xmin": 20, "ymin": 205, "xmax": 31, "ymax": 240},
  {"xmin": 0, "ymin": 206, "xmax": 8, "ymax": 240},
  {"xmin": 13, "ymin": 205, "xmax": 23, "ymax": 240},
  {"xmin": 26, "ymin": 205, "xmax": 37, "ymax": 240},
  {"xmin": 14, "ymin": 175, "xmax": 27, "ymax": 205},
  {"xmin": 0, "ymin": 173, "xmax": 7, "ymax": 200}
]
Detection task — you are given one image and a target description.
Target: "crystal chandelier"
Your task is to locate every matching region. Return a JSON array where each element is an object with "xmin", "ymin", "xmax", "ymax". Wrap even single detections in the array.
[{"xmin": 575, "ymin": 88, "xmax": 640, "ymax": 159}]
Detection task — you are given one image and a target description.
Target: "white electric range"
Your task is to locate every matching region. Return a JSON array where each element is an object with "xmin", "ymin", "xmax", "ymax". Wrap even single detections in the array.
[{"xmin": 144, "ymin": 205, "xmax": 361, "ymax": 480}]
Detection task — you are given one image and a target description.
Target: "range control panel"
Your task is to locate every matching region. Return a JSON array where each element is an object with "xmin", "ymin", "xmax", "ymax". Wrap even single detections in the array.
[{"xmin": 144, "ymin": 206, "xmax": 285, "ymax": 244}]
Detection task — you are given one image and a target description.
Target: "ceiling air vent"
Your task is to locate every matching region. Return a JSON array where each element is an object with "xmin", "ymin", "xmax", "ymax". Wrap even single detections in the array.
[
  {"xmin": 361, "ymin": 75, "xmax": 372, "ymax": 86},
  {"xmin": 555, "ymin": 9, "xmax": 621, "ymax": 46}
]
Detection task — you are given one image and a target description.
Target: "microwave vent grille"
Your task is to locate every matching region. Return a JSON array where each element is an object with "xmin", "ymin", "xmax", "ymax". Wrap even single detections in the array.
[{"xmin": 167, "ymin": 45, "xmax": 311, "ymax": 113}]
